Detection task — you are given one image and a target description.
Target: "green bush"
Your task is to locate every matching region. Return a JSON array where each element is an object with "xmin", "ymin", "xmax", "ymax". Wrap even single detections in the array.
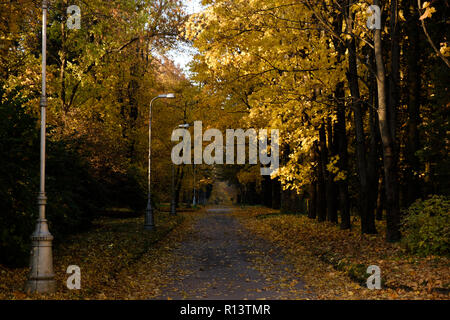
[{"xmin": 401, "ymin": 195, "xmax": 450, "ymax": 257}]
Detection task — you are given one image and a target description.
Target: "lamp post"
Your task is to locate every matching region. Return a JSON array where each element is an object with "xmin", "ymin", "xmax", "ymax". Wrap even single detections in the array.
[
  {"xmin": 25, "ymin": 0, "xmax": 56, "ymax": 294},
  {"xmin": 145, "ymin": 93, "xmax": 175, "ymax": 230}
]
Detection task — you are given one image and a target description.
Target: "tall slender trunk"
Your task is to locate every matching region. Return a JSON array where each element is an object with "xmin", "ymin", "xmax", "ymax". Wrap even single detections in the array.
[
  {"xmin": 373, "ymin": 0, "xmax": 401, "ymax": 242},
  {"xmin": 405, "ymin": 0, "xmax": 421, "ymax": 206},
  {"xmin": 326, "ymin": 118, "xmax": 338, "ymax": 223},
  {"xmin": 346, "ymin": 7, "xmax": 375, "ymax": 233},
  {"xmin": 317, "ymin": 128, "xmax": 327, "ymax": 222},
  {"xmin": 376, "ymin": 174, "xmax": 384, "ymax": 220},
  {"xmin": 308, "ymin": 146, "xmax": 318, "ymax": 219},
  {"xmin": 367, "ymin": 69, "xmax": 380, "ymax": 226},
  {"xmin": 60, "ymin": 12, "xmax": 67, "ymax": 128},
  {"xmin": 335, "ymin": 82, "xmax": 351, "ymax": 229},
  {"xmin": 331, "ymin": 10, "xmax": 351, "ymax": 229},
  {"xmin": 262, "ymin": 175, "xmax": 273, "ymax": 208},
  {"xmin": 389, "ymin": 0, "xmax": 400, "ymax": 148},
  {"xmin": 280, "ymin": 144, "xmax": 292, "ymax": 213}
]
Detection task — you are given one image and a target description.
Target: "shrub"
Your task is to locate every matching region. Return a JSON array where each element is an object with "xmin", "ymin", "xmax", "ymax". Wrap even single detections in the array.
[
  {"xmin": 0, "ymin": 88, "xmax": 105, "ymax": 266},
  {"xmin": 401, "ymin": 195, "xmax": 450, "ymax": 256}
]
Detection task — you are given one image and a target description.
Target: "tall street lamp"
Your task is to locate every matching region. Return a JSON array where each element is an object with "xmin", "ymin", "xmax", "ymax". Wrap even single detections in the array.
[
  {"xmin": 25, "ymin": 0, "xmax": 56, "ymax": 294},
  {"xmin": 145, "ymin": 93, "xmax": 176, "ymax": 230}
]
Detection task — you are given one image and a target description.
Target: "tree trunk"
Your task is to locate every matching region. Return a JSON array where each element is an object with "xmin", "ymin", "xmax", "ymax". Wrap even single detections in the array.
[
  {"xmin": 326, "ymin": 118, "xmax": 338, "ymax": 223},
  {"xmin": 308, "ymin": 146, "xmax": 318, "ymax": 219},
  {"xmin": 262, "ymin": 175, "xmax": 273, "ymax": 207},
  {"xmin": 308, "ymin": 182, "xmax": 317, "ymax": 219},
  {"xmin": 271, "ymin": 178, "xmax": 281, "ymax": 209},
  {"xmin": 335, "ymin": 82, "xmax": 351, "ymax": 229},
  {"xmin": 389, "ymin": 0, "xmax": 400, "ymax": 149},
  {"xmin": 404, "ymin": 0, "xmax": 421, "ymax": 206},
  {"xmin": 376, "ymin": 174, "xmax": 384, "ymax": 220},
  {"xmin": 265, "ymin": 176, "xmax": 273, "ymax": 207},
  {"xmin": 316, "ymin": 131, "xmax": 327, "ymax": 222},
  {"xmin": 367, "ymin": 71, "xmax": 380, "ymax": 230},
  {"xmin": 59, "ymin": 12, "xmax": 68, "ymax": 128},
  {"xmin": 347, "ymin": 33, "xmax": 375, "ymax": 233},
  {"xmin": 373, "ymin": 0, "xmax": 401, "ymax": 242}
]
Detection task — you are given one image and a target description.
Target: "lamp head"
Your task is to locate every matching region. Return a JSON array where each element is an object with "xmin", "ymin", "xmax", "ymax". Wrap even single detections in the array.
[{"xmin": 159, "ymin": 93, "xmax": 175, "ymax": 99}]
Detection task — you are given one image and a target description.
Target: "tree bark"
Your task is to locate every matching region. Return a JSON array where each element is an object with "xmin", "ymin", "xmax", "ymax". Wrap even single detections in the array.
[
  {"xmin": 367, "ymin": 69, "xmax": 380, "ymax": 229},
  {"xmin": 404, "ymin": 0, "xmax": 422, "ymax": 206},
  {"xmin": 308, "ymin": 181, "xmax": 317, "ymax": 219},
  {"xmin": 271, "ymin": 178, "xmax": 281, "ymax": 209},
  {"xmin": 335, "ymin": 82, "xmax": 351, "ymax": 229},
  {"xmin": 347, "ymin": 33, "xmax": 375, "ymax": 233},
  {"xmin": 308, "ymin": 146, "xmax": 318, "ymax": 219},
  {"xmin": 317, "ymin": 129, "xmax": 327, "ymax": 222},
  {"xmin": 389, "ymin": 0, "xmax": 400, "ymax": 149},
  {"xmin": 262, "ymin": 175, "xmax": 273, "ymax": 208},
  {"xmin": 373, "ymin": 0, "xmax": 401, "ymax": 242},
  {"xmin": 326, "ymin": 118, "xmax": 338, "ymax": 223},
  {"xmin": 376, "ymin": 174, "xmax": 384, "ymax": 220}
]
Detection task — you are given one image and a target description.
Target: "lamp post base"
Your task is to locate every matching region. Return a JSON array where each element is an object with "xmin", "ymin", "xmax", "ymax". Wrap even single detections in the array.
[
  {"xmin": 25, "ymin": 278, "xmax": 56, "ymax": 294},
  {"xmin": 25, "ymin": 218, "xmax": 56, "ymax": 294},
  {"xmin": 144, "ymin": 207, "xmax": 154, "ymax": 230}
]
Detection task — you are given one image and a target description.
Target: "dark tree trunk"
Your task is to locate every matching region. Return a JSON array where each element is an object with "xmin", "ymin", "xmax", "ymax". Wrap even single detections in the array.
[
  {"xmin": 367, "ymin": 70, "xmax": 380, "ymax": 231},
  {"xmin": 335, "ymin": 82, "xmax": 351, "ymax": 229},
  {"xmin": 404, "ymin": 0, "xmax": 422, "ymax": 206},
  {"xmin": 308, "ymin": 146, "xmax": 318, "ymax": 219},
  {"xmin": 347, "ymin": 36, "xmax": 375, "ymax": 233},
  {"xmin": 389, "ymin": 0, "xmax": 400, "ymax": 150},
  {"xmin": 326, "ymin": 118, "xmax": 338, "ymax": 223},
  {"xmin": 308, "ymin": 182, "xmax": 317, "ymax": 219},
  {"xmin": 262, "ymin": 175, "xmax": 273, "ymax": 207},
  {"xmin": 280, "ymin": 144, "xmax": 292, "ymax": 213},
  {"xmin": 345, "ymin": 1, "xmax": 376, "ymax": 234},
  {"xmin": 316, "ymin": 132, "xmax": 327, "ymax": 222},
  {"xmin": 271, "ymin": 178, "xmax": 281, "ymax": 209},
  {"xmin": 376, "ymin": 174, "xmax": 384, "ymax": 220},
  {"xmin": 330, "ymin": 11, "xmax": 351, "ymax": 229}
]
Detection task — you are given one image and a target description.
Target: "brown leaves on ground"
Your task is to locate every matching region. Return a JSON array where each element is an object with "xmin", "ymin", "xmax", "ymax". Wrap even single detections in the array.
[
  {"xmin": 234, "ymin": 206, "xmax": 450, "ymax": 300},
  {"xmin": 0, "ymin": 212, "xmax": 185, "ymax": 300},
  {"xmin": 2, "ymin": 206, "xmax": 448, "ymax": 300}
]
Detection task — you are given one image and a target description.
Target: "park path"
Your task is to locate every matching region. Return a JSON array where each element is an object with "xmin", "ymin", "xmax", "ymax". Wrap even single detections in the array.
[{"xmin": 152, "ymin": 207, "xmax": 313, "ymax": 300}]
